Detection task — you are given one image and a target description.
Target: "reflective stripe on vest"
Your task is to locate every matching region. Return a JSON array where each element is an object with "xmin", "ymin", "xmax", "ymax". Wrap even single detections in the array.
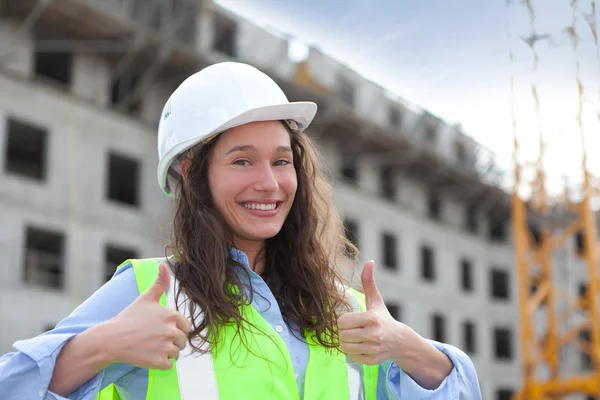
[{"xmin": 98, "ymin": 258, "xmax": 378, "ymax": 400}]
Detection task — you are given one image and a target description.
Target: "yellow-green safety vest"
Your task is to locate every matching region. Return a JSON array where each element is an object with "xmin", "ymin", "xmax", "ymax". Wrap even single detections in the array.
[{"xmin": 97, "ymin": 258, "xmax": 378, "ymax": 399}]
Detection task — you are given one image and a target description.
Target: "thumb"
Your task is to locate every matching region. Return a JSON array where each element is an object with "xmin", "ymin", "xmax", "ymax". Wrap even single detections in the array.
[
  {"xmin": 361, "ymin": 260, "xmax": 384, "ymax": 310},
  {"xmin": 141, "ymin": 263, "xmax": 171, "ymax": 302}
]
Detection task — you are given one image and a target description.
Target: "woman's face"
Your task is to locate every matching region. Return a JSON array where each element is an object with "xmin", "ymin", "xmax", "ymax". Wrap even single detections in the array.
[{"xmin": 208, "ymin": 120, "xmax": 298, "ymax": 246}]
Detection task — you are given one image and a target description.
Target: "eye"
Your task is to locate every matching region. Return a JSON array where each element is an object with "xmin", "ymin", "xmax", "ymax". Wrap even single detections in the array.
[
  {"xmin": 274, "ymin": 159, "xmax": 291, "ymax": 166},
  {"xmin": 233, "ymin": 159, "xmax": 251, "ymax": 166}
]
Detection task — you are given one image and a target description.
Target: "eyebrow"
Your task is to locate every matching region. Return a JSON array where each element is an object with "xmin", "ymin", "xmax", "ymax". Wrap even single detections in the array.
[{"xmin": 225, "ymin": 144, "xmax": 292, "ymax": 155}]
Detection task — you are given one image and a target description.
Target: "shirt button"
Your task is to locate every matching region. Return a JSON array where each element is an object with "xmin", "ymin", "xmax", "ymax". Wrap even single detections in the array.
[
  {"xmin": 39, "ymin": 390, "xmax": 45, "ymax": 397},
  {"xmin": 275, "ymin": 325, "xmax": 284, "ymax": 333}
]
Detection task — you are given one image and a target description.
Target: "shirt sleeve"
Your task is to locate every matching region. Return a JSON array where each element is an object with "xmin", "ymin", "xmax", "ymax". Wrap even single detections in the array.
[
  {"xmin": 0, "ymin": 263, "xmax": 141, "ymax": 400},
  {"xmin": 378, "ymin": 340, "xmax": 482, "ymax": 400}
]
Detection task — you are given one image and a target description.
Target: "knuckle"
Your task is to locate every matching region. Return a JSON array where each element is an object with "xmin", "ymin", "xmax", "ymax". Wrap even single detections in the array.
[
  {"xmin": 150, "ymin": 356, "xmax": 170, "ymax": 370},
  {"xmin": 372, "ymin": 328, "xmax": 384, "ymax": 343},
  {"xmin": 364, "ymin": 354, "xmax": 378, "ymax": 365},
  {"xmin": 362, "ymin": 343, "xmax": 373, "ymax": 354},
  {"xmin": 178, "ymin": 339, "xmax": 188, "ymax": 350},
  {"xmin": 180, "ymin": 317, "xmax": 193, "ymax": 332},
  {"xmin": 170, "ymin": 347, "xmax": 180, "ymax": 360},
  {"xmin": 366, "ymin": 312, "xmax": 378, "ymax": 325},
  {"xmin": 164, "ymin": 327, "xmax": 179, "ymax": 339},
  {"xmin": 159, "ymin": 359, "xmax": 173, "ymax": 370},
  {"xmin": 161, "ymin": 342, "xmax": 174, "ymax": 353}
]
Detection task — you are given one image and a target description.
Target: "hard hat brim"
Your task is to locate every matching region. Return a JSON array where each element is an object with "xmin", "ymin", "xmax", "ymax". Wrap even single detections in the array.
[{"xmin": 158, "ymin": 101, "xmax": 318, "ymax": 197}]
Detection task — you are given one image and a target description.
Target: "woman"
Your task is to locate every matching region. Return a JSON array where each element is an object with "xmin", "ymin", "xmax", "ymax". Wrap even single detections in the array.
[{"xmin": 0, "ymin": 62, "xmax": 482, "ymax": 399}]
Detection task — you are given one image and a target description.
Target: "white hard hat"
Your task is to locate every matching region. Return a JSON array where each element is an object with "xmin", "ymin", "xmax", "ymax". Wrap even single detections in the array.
[{"xmin": 157, "ymin": 61, "xmax": 318, "ymax": 197}]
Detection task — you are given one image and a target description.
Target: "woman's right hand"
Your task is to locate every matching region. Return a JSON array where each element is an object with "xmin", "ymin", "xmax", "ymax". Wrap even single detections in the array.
[{"xmin": 105, "ymin": 263, "xmax": 193, "ymax": 370}]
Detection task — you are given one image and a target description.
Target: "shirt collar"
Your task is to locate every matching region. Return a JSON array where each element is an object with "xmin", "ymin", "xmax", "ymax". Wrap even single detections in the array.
[
  {"xmin": 229, "ymin": 247, "xmax": 250, "ymax": 268},
  {"xmin": 228, "ymin": 247, "xmax": 261, "ymax": 290}
]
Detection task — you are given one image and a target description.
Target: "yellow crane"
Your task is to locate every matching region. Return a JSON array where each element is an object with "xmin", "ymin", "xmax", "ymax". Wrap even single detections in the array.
[{"xmin": 511, "ymin": 0, "xmax": 600, "ymax": 398}]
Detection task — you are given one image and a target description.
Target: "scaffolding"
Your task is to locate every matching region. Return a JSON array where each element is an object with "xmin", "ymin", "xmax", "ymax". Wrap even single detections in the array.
[
  {"xmin": 510, "ymin": 0, "xmax": 600, "ymax": 398},
  {"xmin": 0, "ymin": 0, "xmax": 206, "ymax": 112}
]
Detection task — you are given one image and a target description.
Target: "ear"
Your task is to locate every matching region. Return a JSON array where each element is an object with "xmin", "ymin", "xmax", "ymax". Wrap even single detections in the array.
[{"xmin": 180, "ymin": 158, "xmax": 191, "ymax": 179}]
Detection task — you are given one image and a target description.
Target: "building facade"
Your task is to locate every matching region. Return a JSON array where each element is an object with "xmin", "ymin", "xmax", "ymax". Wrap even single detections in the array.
[{"xmin": 0, "ymin": 1, "xmax": 594, "ymax": 399}]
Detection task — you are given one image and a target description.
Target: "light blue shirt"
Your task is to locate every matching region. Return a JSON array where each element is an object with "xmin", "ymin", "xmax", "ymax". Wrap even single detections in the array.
[{"xmin": 0, "ymin": 249, "xmax": 482, "ymax": 399}]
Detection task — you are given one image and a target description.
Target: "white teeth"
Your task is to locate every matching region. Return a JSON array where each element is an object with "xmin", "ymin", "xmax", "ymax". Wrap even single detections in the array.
[{"xmin": 244, "ymin": 203, "xmax": 276, "ymax": 210}]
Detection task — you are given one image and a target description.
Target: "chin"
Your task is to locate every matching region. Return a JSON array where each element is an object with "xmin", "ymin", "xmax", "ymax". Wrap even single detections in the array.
[
  {"xmin": 252, "ymin": 230, "xmax": 282, "ymax": 240},
  {"xmin": 245, "ymin": 225, "xmax": 284, "ymax": 240}
]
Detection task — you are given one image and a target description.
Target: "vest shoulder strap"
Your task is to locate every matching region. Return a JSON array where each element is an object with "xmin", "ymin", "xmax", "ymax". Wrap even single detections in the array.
[
  {"xmin": 344, "ymin": 286, "xmax": 367, "ymax": 312},
  {"xmin": 341, "ymin": 286, "xmax": 379, "ymax": 400},
  {"xmin": 127, "ymin": 258, "xmax": 163, "ymax": 298},
  {"xmin": 115, "ymin": 257, "xmax": 168, "ymax": 302}
]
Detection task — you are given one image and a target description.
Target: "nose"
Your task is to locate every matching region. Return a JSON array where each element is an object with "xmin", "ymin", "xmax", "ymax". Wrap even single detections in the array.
[{"xmin": 253, "ymin": 164, "xmax": 279, "ymax": 192}]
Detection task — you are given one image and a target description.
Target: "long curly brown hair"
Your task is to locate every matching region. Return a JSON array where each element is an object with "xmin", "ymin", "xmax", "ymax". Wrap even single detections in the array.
[{"xmin": 166, "ymin": 122, "xmax": 358, "ymax": 354}]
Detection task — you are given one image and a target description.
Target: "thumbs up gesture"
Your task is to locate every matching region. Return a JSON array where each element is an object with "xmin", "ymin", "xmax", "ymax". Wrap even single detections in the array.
[
  {"xmin": 105, "ymin": 263, "xmax": 193, "ymax": 370},
  {"xmin": 338, "ymin": 260, "xmax": 406, "ymax": 366}
]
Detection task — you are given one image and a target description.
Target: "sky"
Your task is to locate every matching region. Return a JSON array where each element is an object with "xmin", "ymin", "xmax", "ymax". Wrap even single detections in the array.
[{"xmin": 216, "ymin": 0, "xmax": 600, "ymax": 196}]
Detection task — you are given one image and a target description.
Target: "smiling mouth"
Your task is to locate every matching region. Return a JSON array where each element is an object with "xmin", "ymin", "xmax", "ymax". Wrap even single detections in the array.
[{"xmin": 241, "ymin": 202, "xmax": 281, "ymax": 211}]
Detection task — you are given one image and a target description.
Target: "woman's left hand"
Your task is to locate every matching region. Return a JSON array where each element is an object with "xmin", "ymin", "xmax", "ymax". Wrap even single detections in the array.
[
  {"xmin": 338, "ymin": 260, "xmax": 454, "ymax": 390},
  {"xmin": 337, "ymin": 260, "xmax": 407, "ymax": 366}
]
